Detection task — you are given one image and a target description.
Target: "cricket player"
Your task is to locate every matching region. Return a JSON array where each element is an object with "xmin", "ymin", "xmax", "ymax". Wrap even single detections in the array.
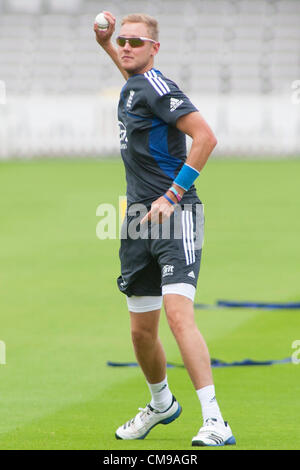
[{"xmin": 94, "ymin": 12, "xmax": 236, "ymax": 447}]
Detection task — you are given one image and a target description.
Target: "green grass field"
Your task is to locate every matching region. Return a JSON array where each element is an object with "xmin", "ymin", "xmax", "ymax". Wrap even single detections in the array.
[{"xmin": 0, "ymin": 157, "xmax": 299, "ymax": 450}]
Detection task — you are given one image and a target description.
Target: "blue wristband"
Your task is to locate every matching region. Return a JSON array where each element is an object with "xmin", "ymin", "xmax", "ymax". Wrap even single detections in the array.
[
  {"xmin": 163, "ymin": 194, "xmax": 176, "ymax": 205},
  {"xmin": 174, "ymin": 164, "xmax": 200, "ymax": 191},
  {"xmin": 168, "ymin": 186, "xmax": 182, "ymax": 202}
]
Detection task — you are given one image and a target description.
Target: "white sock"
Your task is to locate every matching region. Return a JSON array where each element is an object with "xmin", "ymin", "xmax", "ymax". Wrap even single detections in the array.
[
  {"xmin": 196, "ymin": 384, "xmax": 223, "ymax": 423},
  {"xmin": 147, "ymin": 376, "xmax": 173, "ymax": 412}
]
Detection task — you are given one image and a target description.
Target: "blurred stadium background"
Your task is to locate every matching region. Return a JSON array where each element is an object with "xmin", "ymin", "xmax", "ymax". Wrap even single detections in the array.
[{"xmin": 0, "ymin": 0, "xmax": 300, "ymax": 158}]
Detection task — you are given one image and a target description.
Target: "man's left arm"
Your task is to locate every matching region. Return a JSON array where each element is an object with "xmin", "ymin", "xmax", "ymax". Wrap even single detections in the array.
[
  {"xmin": 171, "ymin": 111, "xmax": 217, "ymax": 197},
  {"xmin": 141, "ymin": 111, "xmax": 217, "ymax": 224},
  {"xmin": 176, "ymin": 111, "xmax": 217, "ymax": 173}
]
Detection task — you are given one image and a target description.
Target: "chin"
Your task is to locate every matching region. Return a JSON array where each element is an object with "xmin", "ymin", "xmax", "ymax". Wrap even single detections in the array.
[
  {"xmin": 126, "ymin": 65, "xmax": 148, "ymax": 76},
  {"xmin": 124, "ymin": 67, "xmax": 140, "ymax": 76},
  {"xmin": 122, "ymin": 63, "xmax": 137, "ymax": 72}
]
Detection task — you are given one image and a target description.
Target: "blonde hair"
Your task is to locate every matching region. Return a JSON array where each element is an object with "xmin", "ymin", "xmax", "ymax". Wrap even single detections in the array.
[{"xmin": 121, "ymin": 13, "xmax": 159, "ymax": 41}]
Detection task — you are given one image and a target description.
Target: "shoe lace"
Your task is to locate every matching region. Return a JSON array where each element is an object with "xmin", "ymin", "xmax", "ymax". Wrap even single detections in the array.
[
  {"xmin": 203, "ymin": 418, "xmax": 218, "ymax": 427},
  {"xmin": 137, "ymin": 405, "xmax": 154, "ymax": 423},
  {"xmin": 126, "ymin": 405, "xmax": 154, "ymax": 428}
]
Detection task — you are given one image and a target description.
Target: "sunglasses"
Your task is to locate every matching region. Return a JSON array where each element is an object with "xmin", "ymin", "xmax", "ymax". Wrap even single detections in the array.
[{"xmin": 116, "ymin": 36, "xmax": 156, "ymax": 48}]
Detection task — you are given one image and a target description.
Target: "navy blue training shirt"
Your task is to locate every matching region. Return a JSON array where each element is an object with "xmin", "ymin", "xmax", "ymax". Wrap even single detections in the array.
[{"xmin": 118, "ymin": 68, "xmax": 199, "ymax": 207}]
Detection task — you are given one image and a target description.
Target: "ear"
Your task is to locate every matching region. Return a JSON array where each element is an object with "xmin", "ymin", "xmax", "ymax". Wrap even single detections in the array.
[{"xmin": 151, "ymin": 42, "xmax": 160, "ymax": 57}]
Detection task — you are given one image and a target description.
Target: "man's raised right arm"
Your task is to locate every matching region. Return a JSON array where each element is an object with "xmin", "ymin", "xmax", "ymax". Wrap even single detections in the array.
[{"xmin": 94, "ymin": 11, "xmax": 128, "ymax": 81}]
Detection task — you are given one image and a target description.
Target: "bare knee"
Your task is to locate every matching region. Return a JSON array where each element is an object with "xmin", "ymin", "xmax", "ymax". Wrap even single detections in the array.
[
  {"xmin": 166, "ymin": 310, "xmax": 185, "ymax": 336},
  {"xmin": 165, "ymin": 304, "xmax": 196, "ymax": 338},
  {"xmin": 131, "ymin": 326, "xmax": 157, "ymax": 348}
]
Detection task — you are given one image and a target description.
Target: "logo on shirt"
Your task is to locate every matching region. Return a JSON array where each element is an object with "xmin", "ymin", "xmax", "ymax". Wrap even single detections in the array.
[
  {"xmin": 170, "ymin": 97, "xmax": 183, "ymax": 112},
  {"xmin": 162, "ymin": 265, "xmax": 174, "ymax": 277},
  {"xmin": 126, "ymin": 90, "xmax": 135, "ymax": 109},
  {"xmin": 118, "ymin": 121, "xmax": 128, "ymax": 150}
]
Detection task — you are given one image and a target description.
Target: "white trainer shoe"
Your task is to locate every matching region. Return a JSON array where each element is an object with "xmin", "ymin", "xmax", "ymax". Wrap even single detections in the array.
[
  {"xmin": 192, "ymin": 418, "xmax": 236, "ymax": 447},
  {"xmin": 115, "ymin": 395, "xmax": 182, "ymax": 440}
]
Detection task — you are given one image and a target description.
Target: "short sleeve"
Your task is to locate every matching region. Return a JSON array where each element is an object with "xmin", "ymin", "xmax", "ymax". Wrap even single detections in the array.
[{"xmin": 143, "ymin": 70, "xmax": 198, "ymax": 126}]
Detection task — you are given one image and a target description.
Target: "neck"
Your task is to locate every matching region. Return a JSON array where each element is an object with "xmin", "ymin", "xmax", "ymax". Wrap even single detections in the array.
[{"xmin": 127, "ymin": 61, "xmax": 154, "ymax": 78}]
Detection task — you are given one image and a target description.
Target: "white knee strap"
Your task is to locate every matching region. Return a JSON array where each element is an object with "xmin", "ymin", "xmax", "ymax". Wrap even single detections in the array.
[
  {"xmin": 162, "ymin": 283, "xmax": 196, "ymax": 302},
  {"xmin": 126, "ymin": 295, "xmax": 163, "ymax": 313},
  {"xmin": 127, "ymin": 283, "xmax": 196, "ymax": 313}
]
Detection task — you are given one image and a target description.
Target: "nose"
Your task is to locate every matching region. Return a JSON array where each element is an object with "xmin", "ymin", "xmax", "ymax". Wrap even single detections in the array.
[{"xmin": 123, "ymin": 40, "xmax": 132, "ymax": 52}]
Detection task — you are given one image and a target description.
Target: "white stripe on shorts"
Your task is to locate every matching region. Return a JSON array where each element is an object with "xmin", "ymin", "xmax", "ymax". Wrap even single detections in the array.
[
  {"xmin": 182, "ymin": 210, "xmax": 195, "ymax": 266},
  {"xmin": 189, "ymin": 211, "xmax": 195, "ymax": 263}
]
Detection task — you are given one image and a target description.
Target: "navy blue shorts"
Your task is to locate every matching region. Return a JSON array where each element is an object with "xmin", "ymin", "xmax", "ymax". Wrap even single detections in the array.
[{"xmin": 117, "ymin": 202, "xmax": 204, "ymax": 297}]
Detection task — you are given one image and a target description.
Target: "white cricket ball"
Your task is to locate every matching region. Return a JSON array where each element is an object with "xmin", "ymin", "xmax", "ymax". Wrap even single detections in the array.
[{"xmin": 95, "ymin": 12, "xmax": 109, "ymax": 31}]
